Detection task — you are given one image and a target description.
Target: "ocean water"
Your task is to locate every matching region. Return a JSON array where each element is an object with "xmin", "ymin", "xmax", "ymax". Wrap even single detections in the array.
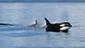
[{"xmin": 0, "ymin": 3, "xmax": 85, "ymax": 48}]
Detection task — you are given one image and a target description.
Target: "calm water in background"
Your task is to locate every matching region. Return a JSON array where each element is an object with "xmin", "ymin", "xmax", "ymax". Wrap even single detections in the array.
[{"xmin": 0, "ymin": 3, "xmax": 85, "ymax": 48}]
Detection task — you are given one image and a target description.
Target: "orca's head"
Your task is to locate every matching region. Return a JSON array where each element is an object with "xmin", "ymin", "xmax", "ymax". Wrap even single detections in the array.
[{"xmin": 59, "ymin": 22, "xmax": 72, "ymax": 32}]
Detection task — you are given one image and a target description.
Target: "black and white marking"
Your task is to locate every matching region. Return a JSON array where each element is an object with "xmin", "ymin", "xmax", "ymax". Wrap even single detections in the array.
[{"xmin": 44, "ymin": 18, "xmax": 72, "ymax": 33}]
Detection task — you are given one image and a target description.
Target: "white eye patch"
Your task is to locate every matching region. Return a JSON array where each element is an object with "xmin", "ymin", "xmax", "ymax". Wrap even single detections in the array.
[
  {"xmin": 60, "ymin": 24, "xmax": 65, "ymax": 27},
  {"xmin": 60, "ymin": 27, "xmax": 70, "ymax": 31}
]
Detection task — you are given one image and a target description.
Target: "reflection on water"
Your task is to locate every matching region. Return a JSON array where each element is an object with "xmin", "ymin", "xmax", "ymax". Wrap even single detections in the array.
[
  {"xmin": 0, "ymin": 29, "xmax": 71, "ymax": 48},
  {"xmin": 0, "ymin": 25, "xmax": 85, "ymax": 48},
  {"xmin": 0, "ymin": 25, "xmax": 84, "ymax": 48},
  {"xmin": 0, "ymin": 3, "xmax": 85, "ymax": 48}
]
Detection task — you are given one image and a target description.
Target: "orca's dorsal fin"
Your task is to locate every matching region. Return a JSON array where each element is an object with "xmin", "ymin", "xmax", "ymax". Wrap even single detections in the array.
[
  {"xmin": 35, "ymin": 20, "xmax": 38, "ymax": 24},
  {"xmin": 44, "ymin": 18, "xmax": 51, "ymax": 25}
]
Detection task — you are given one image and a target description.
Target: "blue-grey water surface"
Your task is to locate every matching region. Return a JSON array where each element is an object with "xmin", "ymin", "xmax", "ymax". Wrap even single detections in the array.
[{"xmin": 0, "ymin": 3, "xmax": 85, "ymax": 48}]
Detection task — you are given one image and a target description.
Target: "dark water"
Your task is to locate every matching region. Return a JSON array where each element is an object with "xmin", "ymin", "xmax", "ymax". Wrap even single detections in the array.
[
  {"xmin": 0, "ymin": 3, "xmax": 85, "ymax": 48},
  {"xmin": 0, "ymin": 0, "xmax": 85, "ymax": 3}
]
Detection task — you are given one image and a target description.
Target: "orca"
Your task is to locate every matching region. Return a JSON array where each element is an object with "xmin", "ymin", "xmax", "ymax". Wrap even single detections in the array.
[
  {"xmin": 44, "ymin": 18, "xmax": 72, "ymax": 33},
  {"xmin": 0, "ymin": 23, "xmax": 16, "ymax": 26},
  {"xmin": 0, "ymin": 20, "xmax": 40, "ymax": 27},
  {"xmin": 28, "ymin": 20, "xmax": 40, "ymax": 27},
  {"xmin": 0, "ymin": 23, "xmax": 22, "ymax": 27}
]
